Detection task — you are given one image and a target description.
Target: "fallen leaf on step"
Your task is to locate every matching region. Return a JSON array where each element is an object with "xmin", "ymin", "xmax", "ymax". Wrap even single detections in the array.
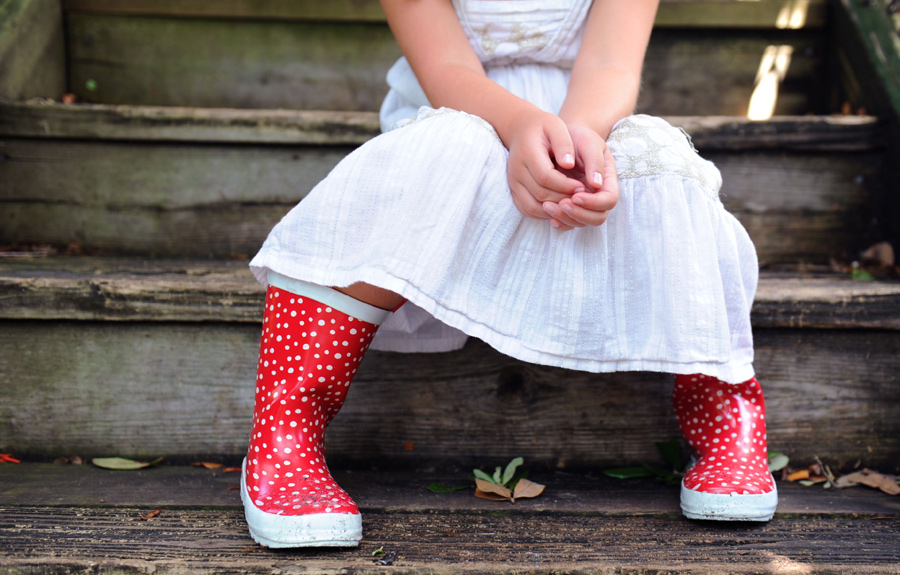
[
  {"xmin": 836, "ymin": 469, "xmax": 900, "ymax": 495},
  {"xmin": 787, "ymin": 469, "xmax": 810, "ymax": 481},
  {"xmin": 191, "ymin": 462, "xmax": 224, "ymax": 469},
  {"xmin": 224, "ymin": 467, "xmax": 242, "ymax": 473},
  {"xmin": 860, "ymin": 242, "xmax": 895, "ymax": 267},
  {"xmin": 512, "ymin": 478, "xmax": 545, "ymax": 501},
  {"xmin": 92, "ymin": 456, "xmax": 163, "ymax": 470},
  {"xmin": 0, "ymin": 453, "xmax": 21, "ymax": 464},
  {"xmin": 475, "ymin": 478, "xmax": 512, "ymax": 501},
  {"xmin": 140, "ymin": 509, "xmax": 161, "ymax": 521}
]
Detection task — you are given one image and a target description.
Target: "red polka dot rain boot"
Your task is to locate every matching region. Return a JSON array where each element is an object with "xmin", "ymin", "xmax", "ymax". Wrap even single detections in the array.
[
  {"xmin": 242, "ymin": 274, "xmax": 389, "ymax": 547},
  {"xmin": 673, "ymin": 374, "xmax": 777, "ymax": 521}
]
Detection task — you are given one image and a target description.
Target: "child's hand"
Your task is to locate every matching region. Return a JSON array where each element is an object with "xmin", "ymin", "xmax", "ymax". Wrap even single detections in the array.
[
  {"xmin": 541, "ymin": 123, "xmax": 619, "ymax": 230},
  {"xmin": 505, "ymin": 110, "xmax": 586, "ymax": 230}
]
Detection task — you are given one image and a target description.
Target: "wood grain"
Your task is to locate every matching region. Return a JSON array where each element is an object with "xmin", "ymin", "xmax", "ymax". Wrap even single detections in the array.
[
  {"xmin": 1, "ymin": 505, "xmax": 897, "ymax": 575},
  {"xmin": 0, "ymin": 102, "xmax": 882, "ymax": 149},
  {"xmin": 0, "ymin": 0, "xmax": 66, "ymax": 100},
  {"xmin": 0, "ymin": 136, "xmax": 882, "ymax": 261},
  {"xmin": 63, "ymin": 15, "xmax": 825, "ymax": 115},
  {"xmin": 3, "ymin": 463, "xmax": 899, "ymax": 515},
  {"xmin": 0, "ymin": 321, "xmax": 897, "ymax": 468},
  {"xmin": 3, "ymin": 258, "xmax": 899, "ymax": 328}
]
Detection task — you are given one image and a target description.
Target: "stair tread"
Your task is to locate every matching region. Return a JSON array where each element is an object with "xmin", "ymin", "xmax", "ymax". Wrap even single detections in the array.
[
  {"xmin": 1, "ymin": 256, "xmax": 898, "ymax": 328},
  {"xmin": 1, "ymin": 465, "xmax": 897, "ymax": 575},
  {"xmin": 3, "ymin": 463, "xmax": 898, "ymax": 515},
  {"xmin": 0, "ymin": 101, "xmax": 884, "ymax": 151}
]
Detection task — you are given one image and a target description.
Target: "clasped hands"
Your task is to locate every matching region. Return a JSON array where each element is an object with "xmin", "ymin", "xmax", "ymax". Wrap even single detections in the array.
[{"xmin": 506, "ymin": 111, "xmax": 619, "ymax": 232}]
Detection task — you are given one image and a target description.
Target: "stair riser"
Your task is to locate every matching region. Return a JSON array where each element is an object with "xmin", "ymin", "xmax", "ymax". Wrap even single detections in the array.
[
  {"xmin": 0, "ymin": 138, "xmax": 880, "ymax": 263},
  {"xmin": 66, "ymin": 13, "xmax": 826, "ymax": 116},
  {"xmin": 1, "ymin": 322, "xmax": 897, "ymax": 470}
]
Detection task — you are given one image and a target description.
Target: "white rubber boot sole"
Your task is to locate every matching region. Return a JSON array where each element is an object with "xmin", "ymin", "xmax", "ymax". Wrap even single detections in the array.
[
  {"xmin": 241, "ymin": 460, "xmax": 362, "ymax": 547},
  {"xmin": 680, "ymin": 478, "xmax": 778, "ymax": 522}
]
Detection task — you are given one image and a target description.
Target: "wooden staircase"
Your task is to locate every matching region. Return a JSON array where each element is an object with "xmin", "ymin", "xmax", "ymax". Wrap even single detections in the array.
[{"xmin": 1, "ymin": 0, "xmax": 899, "ymax": 573}]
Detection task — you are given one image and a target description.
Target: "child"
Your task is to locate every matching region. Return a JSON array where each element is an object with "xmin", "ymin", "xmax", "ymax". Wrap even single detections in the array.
[{"xmin": 240, "ymin": 0, "xmax": 777, "ymax": 548}]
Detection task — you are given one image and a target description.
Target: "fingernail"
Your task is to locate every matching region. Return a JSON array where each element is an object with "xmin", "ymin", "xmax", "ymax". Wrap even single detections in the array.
[
  {"xmin": 550, "ymin": 219, "xmax": 560, "ymax": 229},
  {"xmin": 543, "ymin": 202, "xmax": 557, "ymax": 216},
  {"xmin": 561, "ymin": 203, "xmax": 573, "ymax": 215},
  {"xmin": 574, "ymin": 187, "xmax": 586, "ymax": 194},
  {"xmin": 592, "ymin": 172, "xmax": 603, "ymax": 186},
  {"xmin": 563, "ymin": 154, "xmax": 574, "ymax": 166},
  {"xmin": 573, "ymin": 196, "xmax": 585, "ymax": 206}
]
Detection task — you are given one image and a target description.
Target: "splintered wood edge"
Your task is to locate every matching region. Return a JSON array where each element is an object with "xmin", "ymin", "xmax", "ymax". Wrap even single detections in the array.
[
  {"xmin": 0, "ymin": 259, "xmax": 898, "ymax": 328},
  {"xmin": 0, "ymin": 102, "xmax": 883, "ymax": 150}
]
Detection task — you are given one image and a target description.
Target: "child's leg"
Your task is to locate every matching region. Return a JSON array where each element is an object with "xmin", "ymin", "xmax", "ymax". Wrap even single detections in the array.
[
  {"xmin": 242, "ymin": 273, "xmax": 390, "ymax": 548},
  {"xmin": 672, "ymin": 374, "xmax": 777, "ymax": 521}
]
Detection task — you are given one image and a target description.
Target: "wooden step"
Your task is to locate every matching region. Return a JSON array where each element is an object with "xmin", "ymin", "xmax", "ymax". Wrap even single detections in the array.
[
  {"xmin": 0, "ymin": 257, "xmax": 898, "ymax": 469},
  {"xmin": 58, "ymin": 0, "xmax": 830, "ymax": 115},
  {"xmin": 0, "ymin": 463, "xmax": 898, "ymax": 575},
  {"xmin": 0, "ymin": 102, "xmax": 886, "ymax": 264}
]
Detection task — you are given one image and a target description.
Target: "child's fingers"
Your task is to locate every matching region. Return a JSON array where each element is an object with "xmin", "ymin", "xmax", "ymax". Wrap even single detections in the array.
[
  {"xmin": 558, "ymin": 199, "xmax": 611, "ymax": 227},
  {"xmin": 542, "ymin": 201, "xmax": 585, "ymax": 229},
  {"xmin": 546, "ymin": 118, "xmax": 577, "ymax": 172},
  {"xmin": 509, "ymin": 179, "xmax": 552, "ymax": 221},
  {"xmin": 573, "ymin": 132, "xmax": 606, "ymax": 192}
]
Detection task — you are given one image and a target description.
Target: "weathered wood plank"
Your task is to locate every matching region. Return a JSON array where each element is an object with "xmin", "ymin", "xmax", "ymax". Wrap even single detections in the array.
[
  {"xmin": 61, "ymin": 0, "xmax": 829, "ymax": 29},
  {"xmin": 639, "ymin": 29, "xmax": 827, "ymax": 117},
  {"xmin": 67, "ymin": 14, "xmax": 401, "ymax": 112},
  {"xmin": 0, "ymin": 137, "xmax": 881, "ymax": 261},
  {"xmin": 3, "ymin": 463, "xmax": 898, "ymax": 515},
  {"xmin": 0, "ymin": 101, "xmax": 883, "ymax": 151},
  {"xmin": 0, "ymin": 0, "xmax": 66, "ymax": 100},
  {"xmin": 2, "ymin": 258, "xmax": 899, "ymax": 329},
  {"xmin": 0, "ymin": 322, "xmax": 897, "ymax": 467},
  {"xmin": 1, "ymin": 506, "xmax": 898, "ymax": 575},
  {"xmin": 64, "ymin": 15, "xmax": 825, "ymax": 115},
  {"xmin": 0, "ymin": 103, "xmax": 384, "ymax": 145}
]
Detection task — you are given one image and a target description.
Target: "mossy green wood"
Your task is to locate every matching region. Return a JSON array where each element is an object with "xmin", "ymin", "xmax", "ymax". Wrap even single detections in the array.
[
  {"xmin": 66, "ymin": 14, "xmax": 401, "ymax": 111},
  {"xmin": 65, "ymin": 13, "xmax": 825, "ymax": 115},
  {"xmin": 61, "ymin": 0, "xmax": 829, "ymax": 29},
  {"xmin": 0, "ymin": 0, "xmax": 65, "ymax": 100}
]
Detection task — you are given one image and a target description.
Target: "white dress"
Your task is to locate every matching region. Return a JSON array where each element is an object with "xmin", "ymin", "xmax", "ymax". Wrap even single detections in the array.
[{"xmin": 250, "ymin": 0, "xmax": 759, "ymax": 384}]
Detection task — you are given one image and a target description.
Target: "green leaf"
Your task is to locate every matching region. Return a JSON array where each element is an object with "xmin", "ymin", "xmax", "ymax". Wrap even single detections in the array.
[
  {"xmin": 851, "ymin": 268, "xmax": 875, "ymax": 281},
  {"xmin": 372, "ymin": 546, "xmax": 384, "ymax": 556},
  {"xmin": 92, "ymin": 456, "xmax": 163, "ymax": 470},
  {"xmin": 768, "ymin": 452, "xmax": 789, "ymax": 473},
  {"xmin": 655, "ymin": 439, "xmax": 684, "ymax": 472},
  {"xmin": 492, "ymin": 467, "xmax": 502, "ymax": 484},
  {"xmin": 501, "ymin": 457, "xmax": 524, "ymax": 486},
  {"xmin": 473, "ymin": 468, "xmax": 496, "ymax": 483},
  {"xmin": 604, "ymin": 466, "xmax": 654, "ymax": 479},
  {"xmin": 643, "ymin": 464, "xmax": 679, "ymax": 484},
  {"xmin": 426, "ymin": 483, "xmax": 468, "ymax": 493}
]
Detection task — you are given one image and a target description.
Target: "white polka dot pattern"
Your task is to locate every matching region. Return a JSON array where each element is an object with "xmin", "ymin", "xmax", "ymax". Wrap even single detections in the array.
[
  {"xmin": 673, "ymin": 374, "xmax": 775, "ymax": 496},
  {"xmin": 245, "ymin": 286, "xmax": 377, "ymax": 517}
]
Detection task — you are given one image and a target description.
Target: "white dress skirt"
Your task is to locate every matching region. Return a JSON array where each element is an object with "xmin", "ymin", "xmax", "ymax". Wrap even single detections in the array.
[{"xmin": 250, "ymin": 0, "xmax": 759, "ymax": 384}]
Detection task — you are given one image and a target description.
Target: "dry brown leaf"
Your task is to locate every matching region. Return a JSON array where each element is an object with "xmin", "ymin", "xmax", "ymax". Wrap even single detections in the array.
[
  {"xmin": 787, "ymin": 469, "xmax": 810, "ymax": 481},
  {"xmin": 224, "ymin": 467, "xmax": 242, "ymax": 473},
  {"xmin": 140, "ymin": 509, "xmax": 161, "ymax": 521},
  {"xmin": 475, "ymin": 478, "xmax": 512, "ymax": 501},
  {"xmin": 191, "ymin": 462, "xmax": 224, "ymax": 469},
  {"xmin": 839, "ymin": 469, "xmax": 900, "ymax": 495},
  {"xmin": 512, "ymin": 478, "xmax": 545, "ymax": 501},
  {"xmin": 474, "ymin": 489, "xmax": 510, "ymax": 501},
  {"xmin": 861, "ymin": 241, "xmax": 895, "ymax": 267}
]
